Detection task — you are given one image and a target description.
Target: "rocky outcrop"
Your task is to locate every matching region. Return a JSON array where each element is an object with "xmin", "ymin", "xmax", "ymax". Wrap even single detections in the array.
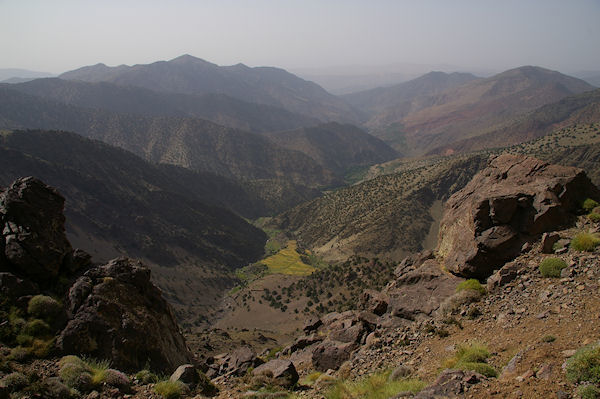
[
  {"xmin": 385, "ymin": 259, "xmax": 463, "ymax": 321},
  {"xmin": 438, "ymin": 154, "xmax": 600, "ymax": 279},
  {"xmin": 252, "ymin": 359, "xmax": 299, "ymax": 388},
  {"xmin": 205, "ymin": 346, "xmax": 263, "ymax": 378},
  {"xmin": 415, "ymin": 370, "xmax": 485, "ymax": 398},
  {"xmin": 0, "ymin": 177, "xmax": 87, "ymax": 284},
  {"xmin": 57, "ymin": 257, "xmax": 193, "ymax": 373}
]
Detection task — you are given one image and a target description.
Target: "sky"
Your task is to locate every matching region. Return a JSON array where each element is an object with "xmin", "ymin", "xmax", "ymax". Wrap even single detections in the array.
[{"xmin": 1, "ymin": 0, "xmax": 599, "ymax": 75}]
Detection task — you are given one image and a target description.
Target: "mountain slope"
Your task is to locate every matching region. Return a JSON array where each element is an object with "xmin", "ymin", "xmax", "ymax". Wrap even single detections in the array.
[
  {"xmin": 427, "ymin": 88, "xmax": 600, "ymax": 155},
  {"xmin": 262, "ymin": 122, "xmax": 398, "ymax": 174},
  {"xmin": 364, "ymin": 66, "xmax": 595, "ymax": 155},
  {"xmin": 270, "ymin": 154, "xmax": 488, "ymax": 262},
  {"xmin": 0, "ymin": 129, "xmax": 268, "ymax": 321},
  {"xmin": 342, "ymin": 71, "xmax": 478, "ymax": 120},
  {"xmin": 0, "ymin": 87, "xmax": 337, "ymax": 189},
  {"xmin": 60, "ymin": 54, "xmax": 360, "ymax": 123},
  {"xmin": 5, "ymin": 78, "xmax": 319, "ymax": 133}
]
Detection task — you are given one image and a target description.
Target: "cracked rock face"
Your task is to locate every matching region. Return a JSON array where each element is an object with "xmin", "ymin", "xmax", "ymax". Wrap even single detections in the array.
[
  {"xmin": 438, "ymin": 154, "xmax": 600, "ymax": 279},
  {"xmin": 0, "ymin": 177, "xmax": 73, "ymax": 280},
  {"xmin": 57, "ymin": 257, "xmax": 194, "ymax": 373}
]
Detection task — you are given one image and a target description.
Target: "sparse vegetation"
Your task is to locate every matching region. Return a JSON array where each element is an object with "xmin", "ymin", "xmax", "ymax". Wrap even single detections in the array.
[
  {"xmin": 135, "ymin": 369, "xmax": 159, "ymax": 384},
  {"xmin": 589, "ymin": 213, "xmax": 600, "ymax": 223},
  {"xmin": 27, "ymin": 295, "xmax": 62, "ymax": 321},
  {"xmin": 539, "ymin": 257, "xmax": 567, "ymax": 277},
  {"xmin": 154, "ymin": 379, "xmax": 185, "ymax": 399},
  {"xmin": 583, "ymin": 198, "xmax": 600, "ymax": 213},
  {"xmin": 566, "ymin": 343, "xmax": 600, "ymax": 384},
  {"xmin": 326, "ymin": 371, "xmax": 425, "ymax": 399},
  {"xmin": 571, "ymin": 233, "xmax": 600, "ymax": 252},
  {"xmin": 58, "ymin": 355, "xmax": 111, "ymax": 391},
  {"xmin": 579, "ymin": 384, "xmax": 600, "ymax": 399},
  {"xmin": 443, "ymin": 343, "xmax": 497, "ymax": 378},
  {"xmin": 541, "ymin": 334, "xmax": 557, "ymax": 343},
  {"xmin": 456, "ymin": 279, "xmax": 486, "ymax": 295}
]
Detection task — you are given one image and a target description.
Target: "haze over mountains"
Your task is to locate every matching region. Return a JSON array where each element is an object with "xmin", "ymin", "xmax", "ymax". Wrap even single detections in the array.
[{"xmin": 59, "ymin": 54, "xmax": 361, "ymax": 123}]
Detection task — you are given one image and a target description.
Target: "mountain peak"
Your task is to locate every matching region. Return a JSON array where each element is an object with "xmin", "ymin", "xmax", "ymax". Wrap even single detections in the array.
[{"xmin": 169, "ymin": 54, "xmax": 211, "ymax": 65}]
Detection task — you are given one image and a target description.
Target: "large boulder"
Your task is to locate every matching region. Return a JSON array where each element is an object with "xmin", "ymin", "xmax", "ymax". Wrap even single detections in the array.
[
  {"xmin": 438, "ymin": 154, "xmax": 600, "ymax": 279},
  {"xmin": 415, "ymin": 369, "xmax": 484, "ymax": 398},
  {"xmin": 252, "ymin": 359, "xmax": 299, "ymax": 388},
  {"xmin": 0, "ymin": 177, "xmax": 73, "ymax": 281},
  {"xmin": 57, "ymin": 257, "xmax": 193, "ymax": 373}
]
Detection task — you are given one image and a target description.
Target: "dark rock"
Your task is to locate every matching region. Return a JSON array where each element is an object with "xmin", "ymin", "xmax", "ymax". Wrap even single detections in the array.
[
  {"xmin": 360, "ymin": 289, "xmax": 389, "ymax": 316},
  {"xmin": 42, "ymin": 377, "xmax": 71, "ymax": 399},
  {"xmin": 57, "ymin": 257, "xmax": 193, "ymax": 373},
  {"xmin": 387, "ymin": 259, "xmax": 462, "ymax": 320},
  {"xmin": 252, "ymin": 359, "xmax": 299, "ymax": 388},
  {"xmin": 329, "ymin": 322, "xmax": 365, "ymax": 344},
  {"xmin": 170, "ymin": 365, "xmax": 199, "ymax": 389},
  {"xmin": 389, "ymin": 365, "xmax": 412, "ymax": 381},
  {"xmin": 541, "ymin": 233, "xmax": 561, "ymax": 254},
  {"xmin": 0, "ymin": 177, "xmax": 73, "ymax": 282},
  {"xmin": 0, "ymin": 272, "xmax": 38, "ymax": 299},
  {"xmin": 216, "ymin": 346, "xmax": 263, "ymax": 377},
  {"xmin": 287, "ymin": 333, "xmax": 324, "ymax": 354},
  {"xmin": 303, "ymin": 317, "xmax": 322, "ymax": 333},
  {"xmin": 415, "ymin": 369, "xmax": 484, "ymax": 398},
  {"xmin": 311, "ymin": 340, "xmax": 356, "ymax": 371},
  {"xmin": 487, "ymin": 261, "xmax": 520, "ymax": 292},
  {"xmin": 438, "ymin": 154, "xmax": 600, "ymax": 279}
]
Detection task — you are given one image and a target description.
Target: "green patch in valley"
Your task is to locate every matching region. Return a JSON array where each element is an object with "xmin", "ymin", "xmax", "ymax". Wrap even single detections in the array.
[{"xmin": 260, "ymin": 240, "xmax": 316, "ymax": 276}]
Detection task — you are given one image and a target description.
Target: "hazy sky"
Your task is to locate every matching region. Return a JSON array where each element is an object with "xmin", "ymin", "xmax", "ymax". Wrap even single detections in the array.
[{"xmin": 1, "ymin": 0, "xmax": 599, "ymax": 74}]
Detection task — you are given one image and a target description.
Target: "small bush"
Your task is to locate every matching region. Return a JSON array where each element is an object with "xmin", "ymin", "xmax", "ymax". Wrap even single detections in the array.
[
  {"xmin": 154, "ymin": 380, "xmax": 184, "ymax": 399},
  {"xmin": 456, "ymin": 279, "xmax": 486, "ymax": 295},
  {"xmin": 135, "ymin": 369, "xmax": 159, "ymax": 384},
  {"xmin": 541, "ymin": 335, "xmax": 556, "ymax": 343},
  {"xmin": 58, "ymin": 355, "xmax": 109, "ymax": 391},
  {"xmin": 583, "ymin": 198, "xmax": 600, "ymax": 212},
  {"xmin": 27, "ymin": 295, "xmax": 62, "ymax": 320},
  {"xmin": 443, "ymin": 343, "xmax": 497, "ymax": 378},
  {"xmin": 23, "ymin": 319, "xmax": 51, "ymax": 337},
  {"xmin": 539, "ymin": 258, "xmax": 567, "ymax": 277},
  {"xmin": 579, "ymin": 384, "xmax": 600, "ymax": 399},
  {"xmin": 571, "ymin": 233, "xmax": 600, "ymax": 252},
  {"xmin": 566, "ymin": 343, "xmax": 600, "ymax": 384},
  {"xmin": 589, "ymin": 213, "xmax": 600, "ymax": 223},
  {"xmin": 0, "ymin": 372, "xmax": 29, "ymax": 392},
  {"xmin": 29, "ymin": 338, "xmax": 55, "ymax": 358},
  {"xmin": 326, "ymin": 371, "xmax": 425, "ymax": 399},
  {"xmin": 8, "ymin": 346, "xmax": 30, "ymax": 362}
]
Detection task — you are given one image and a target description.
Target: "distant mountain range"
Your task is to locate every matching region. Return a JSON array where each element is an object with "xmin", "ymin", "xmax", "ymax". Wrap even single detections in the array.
[
  {"xmin": 59, "ymin": 54, "xmax": 361, "ymax": 123},
  {"xmin": 6, "ymin": 78, "xmax": 319, "ymax": 133},
  {"xmin": 0, "ymin": 68, "xmax": 54, "ymax": 82},
  {"xmin": 347, "ymin": 66, "xmax": 595, "ymax": 156}
]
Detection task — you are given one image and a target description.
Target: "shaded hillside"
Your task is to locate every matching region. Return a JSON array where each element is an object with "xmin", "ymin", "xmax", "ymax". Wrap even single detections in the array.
[
  {"xmin": 263, "ymin": 122, "xmax": 398, "ymax": 174},
  {"xmin": 270, "ymin": 155, "xmax": 488, "ymax": 262},
  {"xmin": 60, "ymin": 54, "xmax": 360, "ymax": 123},
  {"xmin": 0, "ymin": 87, "xmax": 337, "ymax": 189},
  {"xmin": 364, "ymin": 66, "xmax": 594, "ymax": 155},
  {"xmin": 342, "ymin": 71, "xmax": 478, "ymax": 121},
  {"xmin": 428, "ymin": 88, "xmax": 600, "ymax": 156},
  {"xmin": 4, "ymin": 78, "xmax": 319, "ymax": 133},
  {"xmin": 0, "ymin": 129, "xmax": 269, "ymax": 322}
]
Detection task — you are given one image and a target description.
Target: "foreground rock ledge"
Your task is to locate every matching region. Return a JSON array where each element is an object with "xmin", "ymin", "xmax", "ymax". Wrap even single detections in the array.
[
  {"xmin": 438, "ymin": 154, "xmax": 600, "ymax": 279},
  {"xmin": 57, "ymin": 257, "xmax": 193, "ymax": 373}
]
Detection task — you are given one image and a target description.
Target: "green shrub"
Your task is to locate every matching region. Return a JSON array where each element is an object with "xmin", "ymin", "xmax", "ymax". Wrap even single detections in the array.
[
  {"xmin": 58, "ymin": 355, "xmax": 110, "ymax": 391},
  {"xmin": 566, "ymin": 343, "xmax": 600, "ymax": 384},
  {"xmin": 455, "ymin": 343, "xmax": 490, "ymax": 363},
  {"xmin": 579, "ymin": 385, "xmax": 600, "ymax": 399},
  {"xmin": 29, "ymin": 338, "xmax": 55, "ymax": 358},
  {"xmin": 23, "ymin": 319, "xmax": 51, "ymax": 337},
  {"xmin": 583, "ymin": 198, "xmax": 599, "ymax": 212},
  {"xmin": 456, "ymin": 279, "xmax": 486, "ymax": 295},
  {"xmin": 443, "ymin": 343, "xmax": 497, "ymax": 378},
  {"xmin": 589, "ymin": 213, "xmax": 600, "ymax": 223},
  {"xmin": 325, "ymin": 371, "xmax": 425, "ymax": 399},
  {"xmin": 154, "ymin": 380, "xmax": 184, "ymax": 399},
  {"xmin": 458, "ymin": 362, "xmax": 498, "ymax": 378},
  {"xmin": 27, "ymin": 295, "xmax": 62, "ymax": 320},
  {"xmin": 135, "ymin": 369, "xmax": 159, "ymax": 384},
  {"xmin": 539, "ymin": 257, "xmax": 567, "ymax": 277},
  {"xmin": 571, "ymin": 233, "xmax": 600, "ymax": 252},
  {"xmin": 8, "ymin": 346, "xmax": 30, "ymax": 362},
  {"xmin": 0, "ymin": 372, "xmax": 29, "ymax": 392},
  {"xmin": 16, "ymin": 333, "xmax": 34, "ymax": 346}
]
